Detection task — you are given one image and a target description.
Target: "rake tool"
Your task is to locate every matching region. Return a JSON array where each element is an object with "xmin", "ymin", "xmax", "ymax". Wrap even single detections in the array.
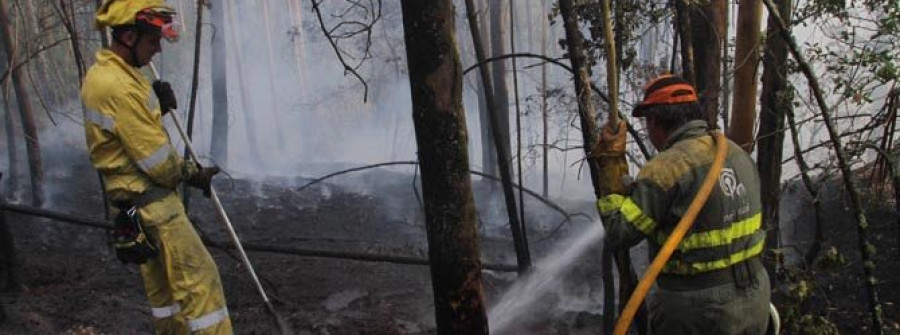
[{"xmin": 149, "ymin": 62, "xmax": 293, "ymax": 335}]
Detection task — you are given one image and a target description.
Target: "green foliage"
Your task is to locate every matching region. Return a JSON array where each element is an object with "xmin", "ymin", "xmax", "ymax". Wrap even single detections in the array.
[
  {"xmin": 796, "ymin": 0, "xmax": 900, "ymax": 105},
  {"xmin": 550, "ymin": 1, "xmax": 667, "ymax": 73},
  {"xmin": 778, "ymin": 267, "xmax": 841, "ymax": 335}
]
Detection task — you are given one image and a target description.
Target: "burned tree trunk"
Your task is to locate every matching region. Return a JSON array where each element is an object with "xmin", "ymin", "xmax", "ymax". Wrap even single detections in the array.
[
  {"xmin": 0, "ymin": 173, "xmax": 16, "ymax": 293},
  {"xmin": 0, "ymin": 0, "xmax": 44, "ymax": 207},
  {"xmin": 210, "ymin": 0, "xmax": 228, "ymax": 166},
  {"xmin": 756, "ymin": 0, "xmax": 792, "ymax": 269},
  {"xmin": 689, "ymin": 0, "xmax": 726, "ymax": 127},
  {"xmin": 399, "ymin": 1, "xmax": 488, "ymax": 333}
]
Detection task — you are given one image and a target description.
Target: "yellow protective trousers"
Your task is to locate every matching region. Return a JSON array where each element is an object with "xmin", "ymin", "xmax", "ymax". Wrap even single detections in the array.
[{"xmin": 137, "ymin": 194, "xmax": 232, "ymax": 334}]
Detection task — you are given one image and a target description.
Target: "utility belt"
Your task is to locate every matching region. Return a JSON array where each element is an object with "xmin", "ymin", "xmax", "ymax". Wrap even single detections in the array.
[
  {"xmin": 657, "ymin": 257, "xmax": 764, "ymax": 291},
  {"xmin": 108, "ymin": 186, "xmax": 172, "ymax": 265}
]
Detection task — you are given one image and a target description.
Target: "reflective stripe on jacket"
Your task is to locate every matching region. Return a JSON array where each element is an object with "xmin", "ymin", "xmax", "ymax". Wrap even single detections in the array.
[
  {"xmin": 598, "ymin": 120, "xmax": 764, "ymax": 275},
  {"xmin": 81, "ymin": 49, "xmax": 195, "ymax": 195}
]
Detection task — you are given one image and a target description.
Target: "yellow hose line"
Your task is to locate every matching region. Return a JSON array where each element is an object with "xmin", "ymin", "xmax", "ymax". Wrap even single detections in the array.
[{"xmin": 613, "ymin": 131, "xmax": 729, "ymax": 335}]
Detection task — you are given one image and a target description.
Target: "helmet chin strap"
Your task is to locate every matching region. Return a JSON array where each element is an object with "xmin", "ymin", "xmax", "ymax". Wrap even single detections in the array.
[{"xmin": 112, "ymin": 30, "xmax": 145, "ymax": 67}]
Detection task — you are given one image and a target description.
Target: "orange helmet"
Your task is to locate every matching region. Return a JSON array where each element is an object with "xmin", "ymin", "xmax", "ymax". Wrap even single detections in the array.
[{"xmin": 632, "ymin": 75, "xmax": 698, "ymax": 117}]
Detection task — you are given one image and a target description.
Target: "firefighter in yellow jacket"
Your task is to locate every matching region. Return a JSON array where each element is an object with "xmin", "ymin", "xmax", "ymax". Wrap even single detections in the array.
[{"xmin": 81, "ymin": 1, "xmax": 232, "ymax": 333}]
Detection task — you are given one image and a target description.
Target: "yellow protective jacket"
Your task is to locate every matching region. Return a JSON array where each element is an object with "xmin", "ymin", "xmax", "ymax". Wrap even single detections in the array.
[{"xmin": 81, "ymin": 49, "xmax": 195, "ymax": 197}]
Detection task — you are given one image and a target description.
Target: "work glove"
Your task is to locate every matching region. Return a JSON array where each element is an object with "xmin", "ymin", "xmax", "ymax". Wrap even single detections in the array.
[
  {"xmin": 591, "ymin": 120, "xmax": 627, "ymax": 156},
  {"xmin": 591, "ymin": 120, "xmax": 629, "ymax": 196},
  {"xmin": 186, "ymin": 163, "xmax": 220, "ymax": 198},
  {"xmin": 152, "ymin": 80, "xmax": 177, "ymax": 115}
]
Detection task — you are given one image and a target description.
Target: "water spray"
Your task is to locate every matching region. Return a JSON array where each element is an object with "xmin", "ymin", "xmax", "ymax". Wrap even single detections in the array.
[{"xmin": 149, "ymin": 62, "xmax": 293, "ymax": 335}]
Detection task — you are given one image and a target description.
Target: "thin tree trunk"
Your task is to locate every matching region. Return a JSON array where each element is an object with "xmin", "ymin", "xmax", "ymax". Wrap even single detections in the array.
[
  {"xmin": 690, "ymin": 0, "xmax": 726, "ymax": 127},
  {"xmin": 3, "ymin": 102, "xmax": 18, "ymax": 201},
  {"xmin": 225, "ymin": 0, "xmax": 264, "ymax": 164},
  {"xmin": 0, "ymin": 173, "xmax": 15, "ymax": 294},
  {"xmin": 762, "ymin": 1, "xmax": 884, "ymax": 332},
  {"xmin": 0, "ymin": 0, "xmax": 43, "ymax": 207},
  {"xmin": 186, "ymin": 1, "xmax": 204, "ymax": 144},
  {"xmin": 477, "ymin": 0, "xmax": 496, "ymax": 177},
  {"xmin": 465, "ymin": 0, "xmax": 532, "ymax": 274},
  {"xmin": 673, "ymin": 0, "xmax": 695, "ymax": 85},
  {"xmin": 490, "ymin": 0, "xmax": 510, "ymax": 150},
  {"xmin": 509, "ymin": 0, "xmax": 528, "ymax": 251},
  {"xmin": 756, "ymin": 0, "xmax": 791, "ymax": 272},
  {"xmin": 541, "ymin": 0, "xmax": 549, "ymax": 198},
  {"xmin": 260, "ymin": 0, "xmax": 286, "ymax": 153},
  {"xmin": 729, "ymin": 0, "xmax": 763, "ymax": 150},
  {"xmin": 210, "ymin": 0, "xmax": 228, "ymax": 166},
  {"xmin": 399, "ymin": 1, "xmax": 488, "ymax": 333},
  {"xmin": 785, "ymin": 107, "xmax": 825, "ymax": 266}
]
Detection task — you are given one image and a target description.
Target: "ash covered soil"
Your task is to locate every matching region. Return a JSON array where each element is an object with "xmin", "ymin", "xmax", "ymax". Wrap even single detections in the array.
[
  {"xmin": 1, "ymin": 159, "xmax": 899, "ymax": 334},
  {"xmin": 0, "ymin": 161, "xmax": 605, "ymax": 334}
]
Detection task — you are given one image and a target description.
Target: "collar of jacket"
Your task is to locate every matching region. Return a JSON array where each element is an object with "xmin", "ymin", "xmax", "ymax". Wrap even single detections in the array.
[
  {"xmin": 95, "ymin": 49, "xmax": 150, "ymax": 86},
  {"xmin": 661, "ymin": 120, "xmax": 709, "ymax": 150}
]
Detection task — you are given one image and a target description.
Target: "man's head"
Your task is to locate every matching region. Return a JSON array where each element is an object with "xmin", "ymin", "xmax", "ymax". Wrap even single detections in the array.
[
  {"xmin": 632, "ymin": 75, "xmax": 703, "ymax": 149},
  {"xmin": 96, "ymin": 0, "xmax": 178, "ymax": 67}
]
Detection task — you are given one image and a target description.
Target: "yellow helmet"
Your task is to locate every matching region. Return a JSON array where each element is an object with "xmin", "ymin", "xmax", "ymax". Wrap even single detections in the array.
[
  {"xmin": 96, "ymin": 0, "xmax": 175, "ymax": 28},
  {"xmin": 96, "ymin": 0, "xmax": 178, "ymax": 41}
]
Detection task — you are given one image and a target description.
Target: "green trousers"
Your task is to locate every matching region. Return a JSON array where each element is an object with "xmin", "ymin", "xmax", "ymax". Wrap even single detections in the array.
[{"xmin": 647, "ymin": 268, "xmax": 770, "ymax": 335}]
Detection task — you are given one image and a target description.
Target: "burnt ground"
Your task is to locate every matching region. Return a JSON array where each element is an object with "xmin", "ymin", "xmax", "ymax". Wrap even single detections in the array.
[
  {"xmin": 0, "ymin": 159, "xmax": 604, "ymax": 334},
  {"xmin": 0, "ymin": 158, "xmax": 898, "ymax": 334}
]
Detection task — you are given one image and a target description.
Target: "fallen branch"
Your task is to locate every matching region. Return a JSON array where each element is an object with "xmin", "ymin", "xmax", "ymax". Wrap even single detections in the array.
[
  {"xmin": 0, "ymin": 202, "xmax": 519, "ymax": 272},
  {"xmin": 295, "ymin": 161, "xmax": 578, "ymax": 223}
]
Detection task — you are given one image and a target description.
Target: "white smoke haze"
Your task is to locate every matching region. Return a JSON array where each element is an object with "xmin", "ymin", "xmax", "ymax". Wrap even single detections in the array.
[{"xmin": 0, "ymin": 0, "xmax": 895, "ymax": 331}]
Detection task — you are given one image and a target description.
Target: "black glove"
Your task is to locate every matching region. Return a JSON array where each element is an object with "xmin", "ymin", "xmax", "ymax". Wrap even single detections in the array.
[
  {"xmin": 152, "ymin": 80, "xmax": 177, "ymax": 115},
  {"xmin": 186, "ymin": 164, "xmax": 220, "ymax": 198}
]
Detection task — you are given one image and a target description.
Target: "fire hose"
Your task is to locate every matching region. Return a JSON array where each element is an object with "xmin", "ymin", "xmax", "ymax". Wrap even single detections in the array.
[{"xmin": 149, "ymin": 62, "xmax": 292, "ymax": 334}]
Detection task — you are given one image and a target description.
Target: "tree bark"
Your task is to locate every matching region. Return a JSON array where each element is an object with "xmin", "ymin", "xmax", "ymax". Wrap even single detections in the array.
[
  {"xmin": 540, "ymin": 0, "xmax": 549, "ymax": 198},
  {"xmin": 0, "ymin": 0, "xmax": 44, "ymax": 207},
  {"xmin": 0, "ymin": 173, "xmax": 16, "ymax": 293},
  {"xmin": 673, "ymin": 0, "xmax": 695, "ymax": 85},
  {"xmin": 756, "ymin": 0, "xmax": 791, "ymax": 272},
  {"xmin": 557, "ymin": 1, "xmax": 643, "ymax": 333},
  {"xmin": 399, "ymin": 1, "xmax": 488, "ymax": 333},
  {"xmin": 689, "ymin": 0, "xmax": 726, "ymax": 127},
  {"xmin": 465, "ymin": 0, "xmax": 532, "ymax": 274},
  {"xmin": 210, "ymin": 0, "xmax": 228, "ymax": 166},
  {"xmin": 729, "ymin": 0, "xmax": 763, "ymax": 150},
  {"xmin": 490, "ymin": 0, "xmax": 511, "ymax": 157},
  {"xmin": 477, "ymin": 0, "xmax": 496, "ymax": 177}
]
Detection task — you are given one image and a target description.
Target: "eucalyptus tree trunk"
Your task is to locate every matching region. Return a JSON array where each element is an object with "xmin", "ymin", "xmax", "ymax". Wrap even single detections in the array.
[
  {"xmin": 210, "ymin": 0, "xmax": 228, "ymax": 166},
  {"xmin": 399, "ymin": 1, "xmax": 488, "ymax": 333},
  {"xmin": 729, "ymin": 0, "xmax": 763, "ymax": 150},
  {"xmin": 756, "ymin": 0, "xmax": 792, "ymax": 271},
  {"xmin": 489, "ymin": 0, "xmax": 511, "ymax": 159},
  {"xmin": 0, "ymin": 0, "xmax": 44, "ymax": 207},
  {"xmin": 689, "ymin": 0, "xmax": 726, "ymax": 127},
  {"xmin": 673, "ymin": 0, "xmax": 695, "ymax": 85},
  {"xmin": 476, "ymin": 0, "xmax": 496, "ymax": 177}
]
